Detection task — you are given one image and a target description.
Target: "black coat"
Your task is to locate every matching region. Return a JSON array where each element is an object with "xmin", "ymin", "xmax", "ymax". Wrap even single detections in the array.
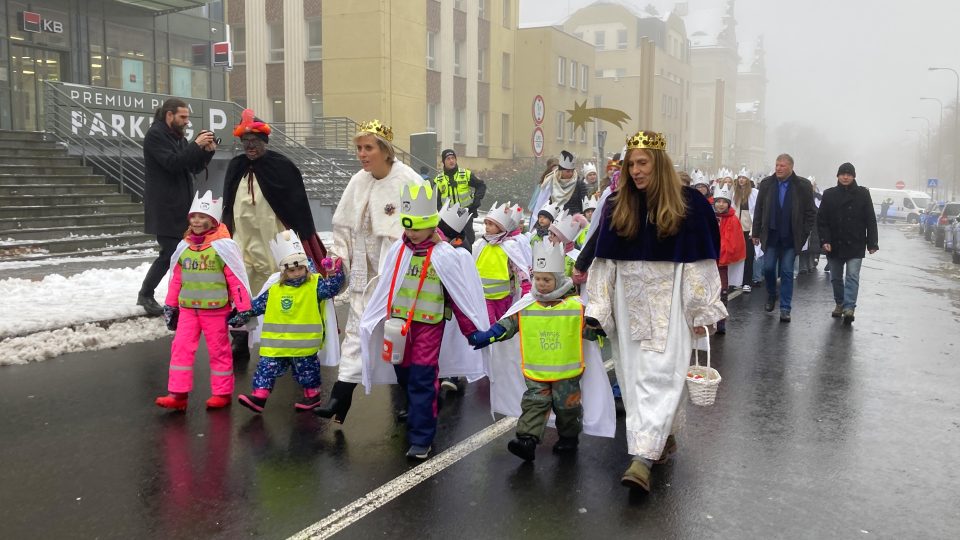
[
  {"xmin": 817, "ymin": 181, "xmax": 879, "ymax": 260},
  {"xmin": 142, "ymin": 121, "xmax": 214, "ymax": 237},
  {"xmin": 751, "ymin": 173, "xmax": 817, "ymax": 252},
  {"xmin": 562, "ymin": 180, "xmax": 588, "ymax": 215}
]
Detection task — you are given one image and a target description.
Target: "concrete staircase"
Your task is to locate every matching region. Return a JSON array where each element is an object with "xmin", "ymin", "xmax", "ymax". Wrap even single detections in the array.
[{"xmin": 0, "ymin": 130, "xmax": 154, "ymax": 261}]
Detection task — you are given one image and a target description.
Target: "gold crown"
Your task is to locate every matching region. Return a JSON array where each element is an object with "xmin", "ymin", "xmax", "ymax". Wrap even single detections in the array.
[
  {"xmin": 626, "ymin": 130, "xmax": 666, "ymax": 151},
  {"xmin": 358, "ymin": 119, "xmax": 394, "ymax": 142}
]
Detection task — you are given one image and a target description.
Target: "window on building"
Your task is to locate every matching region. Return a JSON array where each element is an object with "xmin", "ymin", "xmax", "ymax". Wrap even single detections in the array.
[
  {"xmin": 557, "ymin": 56, "xmax": 565, "ymax": 85},
  {"xmin": 272, "ymin": 98, "xmax": 285, "ymax": 122},
  {"xmin": 555, "ymin": 111, "xmax": 565, "ymax": 141},
  {"xmin": 478, "ymin": 48, "xmax": 487, "ymax": 81},
  {"xmin": 232, "ymin": 25, "xmax": 245, "ymax": 64},
  {"xmin": 568, "ymin": 122, "xmax": 575, "ymax": 143},
  {"xmin": 309, "ymin": 96, "xmax": 323, "ymax": 121},
  {"xmin": 426, "ymin": 32, "xmax": 437, "ymax": 70},
  {"xmin": 268, "ymin": 23, "xmax": 284, "ymax": 62},
  {"xmin": 502, "ymin": 0, "xmax": 511, "ymax": 28},
  {"xmin": 501, "ymin": 52, "xmax": 511, "ymax": 88},
  {"xmin": 617, "ymin": 29, "xmax": 628, "ymax": 49},
  {"xmin": 306, "ymin": 20, "xmax": 322, "ymax": 60},
  {"xmin": 570, "ymin": 61, "xmax": 578, "ymax": 88},
  {"xmin": 662, "ymin": 94, "xmax": 667, "ymax": 115},
  {"xmin": 581, "ymin": 64, "xmax": 589, "ymax": 91},
  {"xmin": 454, "ymin": 108, "xmax": 464, "ymax": 143},
  {"xmin": 501, "ymin": 113, "xmax": 510, "ymax": 149},
  {"xmin": 594, "ymin": 30, "xmax": 605, "ymax": 49},
  {"xmin": 454, "ymin": 41, "xmax": 463, "ymax": 76},
  {"xmin": 595, "ymin": 68, "xmax": 603, "ymax": 78},
  {"xmin": 454, "ymin": 0, "xmax": 464, "ymax": 10},
  {"xmin": 427, "ymin": 103, "xmax": 438, "ymax": 132},
  {"xmin": 479, "ymin": 0, "xmax": 487, "ymax": 19},
  {"xmin": 478, "ymin": 112, "xmax": 487, "ymax": 145}
]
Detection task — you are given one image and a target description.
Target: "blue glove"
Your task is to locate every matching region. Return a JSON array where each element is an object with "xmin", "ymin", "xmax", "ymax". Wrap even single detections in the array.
[
  {"xmin": 228, "ymin": 310, "xmax": 254, "ymax": 329},
  {"xmin": 162, "ymin": 305, "xmax": 179, "ymax": 331},
  {"xmin": 468, "ymin": 323, "xmax": 506, "ymax": 350}
]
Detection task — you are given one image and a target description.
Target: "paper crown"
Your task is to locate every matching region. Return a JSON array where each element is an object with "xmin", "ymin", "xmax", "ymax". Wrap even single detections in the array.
[
  {"xmin": 717, "ymin": 167, "xmax": 734, "ymax": 180},
  {"xmin": 582, "ymin": 196, "xmax": 599, "ymax": 212},
  {"xmin": 439, "ymin": 200, "xmax": 472, "ymax": 234},
  {"xmin": 357, "ymin": 119, "xmax": 393, "ymax": 142},
  {"xmin": 233, "ymin": 108, "xmax": 271, "ymax": 138},
  {"xmin": 485, "ymin": 201, "xmax": 523, "ymax": 232},
  {"xmin": 550, "ymin": 210, "xmax": 585, "ymax": 244},
  {"xmin": 626, "ymin": 130, "xmax": 666, "ymax": 151},
  {"xmin": 269, "ymin": 229, "xmax": 308, "ymax": 269},
  {"xmin": 606, "ymin": 158, "xmax": 620, "ymax": 171},
  {"xmin": 538, "ymin": 201, "xmax": 563, "ymax": 220},
  {"xmin": 532, "ymin": 240, "xmax": 567, "ymax": 274},
  {"xmin": 691, "ymin": 169, "xmax": 708, "ymax": 186},
  {"xmin": 713, "ymin": 184, "xmax": 733, "ymax": 202},
  {"xmin": 188, "ymin": 190, "xmax": 223, "ymax": 224},
  {"xmin": 400, "ymin": 181, "xmax": 440, "ymax": 230},
  {"xmin": 582, "ymin": 162, "xmax": 597, "ymax": 175},
  {"xmin": 558, "ymin": 150, "xmax": 576, "ymax": 170},
  {"xmin": 737, "ymin": 167, "xmax": 751, "ymax": 179}
]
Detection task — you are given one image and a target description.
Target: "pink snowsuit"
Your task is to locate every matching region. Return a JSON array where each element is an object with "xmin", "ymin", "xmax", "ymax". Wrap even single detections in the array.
[{"xmin": 164, "ymin": 227, "xmax": 251, "ymax": 396}]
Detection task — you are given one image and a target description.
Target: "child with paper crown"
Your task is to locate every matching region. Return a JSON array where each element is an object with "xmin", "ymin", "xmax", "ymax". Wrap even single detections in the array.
[
  {"xmin": 228, "ymin": 230, "xmax": 345, "ymax": 413},
  {"xmin": 473, "ymin": 201, "xmax": 532, "ymax": 324},
  {"xmin": 357, "ymin": 180, "xmax": 490, "ymax": 460},
  {"xmin": 469, "ymin": 240, "xmax": 615, "ymax": 461},
  {"xmin": 575, "ymin": 197, "xmax": 599, "ymax": 248},
  {"xmin": 548, "ymin": 210, "xmax": 588, "ymax": 279},
  {"xmin": 712, "ymin": 183, "xmax": 746, "ymax": 334},
  {"xmin": 156, "ymin": 191, "xmax": 253, "ymax": 411},
  {"xmin": 530, "ymin": 201, "xmax": 562, "ymax": 245},
  {"xmin": 436, "ymin": 200, "xmax": 473, "ymax": 252}
]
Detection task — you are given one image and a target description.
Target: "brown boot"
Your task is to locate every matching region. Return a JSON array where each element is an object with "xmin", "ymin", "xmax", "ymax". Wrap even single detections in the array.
[
  {"xmin": 620, "ymin": 460, "xmax": 651, "ymax": 491},
  {"xmin": 831, "ymin": 304, "xmax": 843, "ymax": 318}
]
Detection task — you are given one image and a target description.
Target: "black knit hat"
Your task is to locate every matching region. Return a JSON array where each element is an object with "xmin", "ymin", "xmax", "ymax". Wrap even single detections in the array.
[
  {"xmin": 837, "ymin": 162, "xmax": 856, "ymax": 178},
  {"xmin": 441, "ymin": 149, "xmax": 457, "ymax": 161}
]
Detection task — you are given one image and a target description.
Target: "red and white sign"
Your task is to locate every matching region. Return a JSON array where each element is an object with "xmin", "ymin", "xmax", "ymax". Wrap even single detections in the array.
[
  {"xmin": 532, "ymin": 127, "xmax": 545, "ymax": 157},
  {"xmin": 532, "ymin": 95, "xmax": 545, "ymax": 125},
  {"xmin": 895, "ymin": 180, "xmax": 906, "ymax": 190},
  {"xmin": 213, "ymin": 42, "xmax": 232, "ymax": 67},
  {"xmin": 20, "ymin": 11, "xmax": 63, "ymax": 34}
]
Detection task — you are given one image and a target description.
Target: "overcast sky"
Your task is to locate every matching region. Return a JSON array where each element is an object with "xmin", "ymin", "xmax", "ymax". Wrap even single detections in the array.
[{"xmin": 520, "ymin": 0, "xmax": 960, "ymax": 188}]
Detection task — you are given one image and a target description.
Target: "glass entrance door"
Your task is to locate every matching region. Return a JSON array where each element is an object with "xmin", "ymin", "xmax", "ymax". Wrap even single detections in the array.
[{"xmin": 10, "ymin": 46, "xmax": 64, "ymax": 131}]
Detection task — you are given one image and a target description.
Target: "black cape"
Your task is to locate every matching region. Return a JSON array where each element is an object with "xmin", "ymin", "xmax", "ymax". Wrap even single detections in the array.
[{"xmin": 593, "ymin": 186, "xmax": 720, "ymax": 263}]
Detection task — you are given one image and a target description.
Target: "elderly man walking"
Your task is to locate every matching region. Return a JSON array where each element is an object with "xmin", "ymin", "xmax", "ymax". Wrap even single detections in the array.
[
  {"xmin": 817, "ymin": 162, "xmax": 879, "ymax": 324},
  {"xmin": 751, "ymin": 154, "xmax": 817, "ymax": 322}
]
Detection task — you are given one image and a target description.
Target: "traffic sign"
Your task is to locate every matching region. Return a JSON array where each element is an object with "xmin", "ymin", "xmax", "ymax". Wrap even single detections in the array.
[
  {"xmin": 532, "ymin": 95, "xmax": 545, "ymax": 125},
  {"xmin": 532, "ymin": 127, "xmax": 545, "ymax": 157},
  {"xmin": 895, "ymin": 180, "xmax": 906, "ymax": 189},
  {"xmin": 928, "ymin": 178, "xmax": 939, "ymax": 188}
]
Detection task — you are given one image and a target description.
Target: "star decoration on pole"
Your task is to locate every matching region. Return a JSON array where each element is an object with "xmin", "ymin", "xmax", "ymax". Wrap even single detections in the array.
[{"xmin": 565, "ymin": 100, "xmax": 632, "ymax": 133}]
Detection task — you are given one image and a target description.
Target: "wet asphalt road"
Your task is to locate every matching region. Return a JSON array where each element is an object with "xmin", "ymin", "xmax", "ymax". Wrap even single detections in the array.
[{"xmin": 1, "ymin": 224, "xmax": 959, "ymax": 539}]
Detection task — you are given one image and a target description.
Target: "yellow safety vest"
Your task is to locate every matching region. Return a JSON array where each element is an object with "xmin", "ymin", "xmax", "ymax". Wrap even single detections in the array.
[
  {"xmin": 518, "ymin": 297, "xmax": 584, "ymax": 381},
  {"xmin": 434, "ymin": 168, "xmax": 473, "ymax": 208},
  {"xmin": 260, "ymin": 274, "xmax": 326, "ymax": 357},
  {"xmin": 390, "ymin": 254, "xmax": 448, "ymax": 325},
  {"xmin": 178, "ymin": 245, "xmax": 228, "ymax": 309},
  {"xmin": 476, "ymin": 244, "xmax": 512, "ymax": 300},
  {"xmin": 575, "ymin": 226, "xmax": 589, "ymax": 249}
]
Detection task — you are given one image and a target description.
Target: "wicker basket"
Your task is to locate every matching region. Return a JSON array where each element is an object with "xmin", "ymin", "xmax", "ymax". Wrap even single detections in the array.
[{"xmin": 686, "ymin": 328, "xmax": 721, "ymax": 406}]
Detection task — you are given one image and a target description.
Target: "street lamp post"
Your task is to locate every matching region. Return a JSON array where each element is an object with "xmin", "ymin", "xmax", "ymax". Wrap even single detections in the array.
[
  {"xmin": 920, "ymin": 97, "xmax": 943, "ymax": 179},
  {"xmin": 928, "ymin": 67, "xmax": 959, "ymax": 199}
]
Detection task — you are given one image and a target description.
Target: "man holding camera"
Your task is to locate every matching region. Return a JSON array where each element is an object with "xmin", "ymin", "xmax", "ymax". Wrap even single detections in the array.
[{"xmin": 138, "ymin": 98, "xmax": 217, "ymax": 316}]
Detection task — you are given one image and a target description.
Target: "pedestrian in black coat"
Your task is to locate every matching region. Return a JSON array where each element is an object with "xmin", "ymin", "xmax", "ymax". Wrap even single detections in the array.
[
  {"xmin": 137, "ymin": 98, "xmax": 216, "ymax": 316},
  {"xmin": 817, "ymin": 162, "xmax": 879, "ymax": 323}
]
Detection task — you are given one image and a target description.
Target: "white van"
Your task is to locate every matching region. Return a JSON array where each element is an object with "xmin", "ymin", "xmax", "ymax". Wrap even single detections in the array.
[{"xmin": 867, "ymin": 188, "xmax": 931, "ymax": 223}]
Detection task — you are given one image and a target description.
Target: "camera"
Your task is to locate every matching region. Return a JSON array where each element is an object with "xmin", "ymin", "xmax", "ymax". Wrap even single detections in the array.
[{"xmin": 200, "ymin": 130, "xmax": 221, "ymax": 145}]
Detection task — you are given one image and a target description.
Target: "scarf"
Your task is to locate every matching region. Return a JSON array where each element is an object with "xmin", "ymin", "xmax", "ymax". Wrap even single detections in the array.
[
  {"xmin": 544, "ymin": 169, "xmax": 579, "ymax": 206},
  {"xmin": 531, "ymin": 274, "xmax": 574, "ymax": 302}
]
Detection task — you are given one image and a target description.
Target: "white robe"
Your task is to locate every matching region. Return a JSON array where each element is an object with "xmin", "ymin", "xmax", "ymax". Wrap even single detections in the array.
[
  {"xmin": 358, "ymin": 240, "xmax": 490, "ymax": 393},
  {"xmin": 487, "ymin": 294, "xmax": 616, "ymax": 438}
]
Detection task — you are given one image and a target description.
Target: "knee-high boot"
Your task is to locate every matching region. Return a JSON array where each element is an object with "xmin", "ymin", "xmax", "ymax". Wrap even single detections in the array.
[{"xmin": 314, "ymin": 381, "xmax": 357, "ymax": 424}]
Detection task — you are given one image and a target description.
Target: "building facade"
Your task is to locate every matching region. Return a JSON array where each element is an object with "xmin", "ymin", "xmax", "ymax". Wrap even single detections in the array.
[
  {"xmin": 0, "ymin": 0, "xmax": 228, "ymax": 131},
  {"xmin": 735, "ymin": 37, "xmax": 767, "ymax": 173}
]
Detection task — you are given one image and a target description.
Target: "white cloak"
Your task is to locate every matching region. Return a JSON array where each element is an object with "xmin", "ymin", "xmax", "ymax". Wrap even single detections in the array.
[
  {"xmin": 487, "ymin": 293, "xmax": 616, "ymax": 438},
  {"xmin": 359, "ymin": 239, "xmax": 490, "ymax": 393},
  {"xmin": 169, "ymin": 238, "xmax": 252, "ymax": 301},
  {"xmin": 472, "ymin": 236, "xmax": 532, "ymax": 281}
]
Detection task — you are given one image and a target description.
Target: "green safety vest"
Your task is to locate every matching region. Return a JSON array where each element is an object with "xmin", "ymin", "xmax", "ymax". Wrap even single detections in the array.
[
  {"xmin": 476, "ymin": 244, "xmax": 512, "ymax": 300},
  {"xmin": 260, "ymin": 274, "xmax": 326, "ymax": 357},
  {"xmin": 178, "ymin": 245, "xmax": 228, "ymax": 309},
  {"xmin": 434, "ymin": 168, "xmax": 473, "ymax": 208},
  {"xmin": 518, "ymin": 297, "xmax": 584, "ymax": 381},
  {"xmin": 575, "ymin": 226, "xmax": 589, "ymax": 249},
  {"xmin": 390, "ymin": 254, "xmax": 448, "ymax": 325}
]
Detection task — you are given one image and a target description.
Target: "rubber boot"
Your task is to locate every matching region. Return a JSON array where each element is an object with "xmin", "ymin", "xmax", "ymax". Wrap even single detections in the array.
[
  {"xmin": 313, "ymin": 381, "xmax": 357, "ymax": 424},
  {"xmin": 230, "ymin": 330, "xmax": 250, "ymax": 368}
]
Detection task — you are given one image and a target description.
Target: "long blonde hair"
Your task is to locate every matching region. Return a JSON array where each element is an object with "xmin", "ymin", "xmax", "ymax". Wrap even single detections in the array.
[{"xmin": 610, "ymin": 147, "xmax": 686, "ymax": 239}]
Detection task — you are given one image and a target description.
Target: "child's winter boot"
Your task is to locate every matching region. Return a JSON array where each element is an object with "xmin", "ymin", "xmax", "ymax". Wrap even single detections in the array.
[{"xmin": 155, "ymin": 393, "xmax": 188, "ymax": 411}]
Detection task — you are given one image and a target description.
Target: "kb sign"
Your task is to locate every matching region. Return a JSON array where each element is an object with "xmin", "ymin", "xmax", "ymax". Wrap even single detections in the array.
[{"xmin": 20, "ymin": 11, "xmax": 64, "ymax": 34}]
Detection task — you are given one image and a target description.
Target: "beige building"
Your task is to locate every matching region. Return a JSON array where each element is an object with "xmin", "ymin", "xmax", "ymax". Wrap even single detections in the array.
[
  {"xmin": 562, "ymin": 2, "xmax": 691, "ymax": 167},
  {"xmin": 513, "ymin": 26, "xmax": 596, "ymax": 162},
  {"xmin": 735, "ymin": 37, "xmax": 768, "ymax": 174},
  {"xmin": 225, "ymin": 0, "xmax": 519, "ymax": 168}
]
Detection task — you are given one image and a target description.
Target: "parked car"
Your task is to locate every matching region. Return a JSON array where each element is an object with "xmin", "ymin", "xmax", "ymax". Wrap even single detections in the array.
[
  {"xmin": 949, "ymin": 217, "xmax": 960, "ymax": 264},
  {"xmin": 921, "ymin": 202, "xmax": 945, "ymax": 240},
  {"xmin": 933, "ymin": 202, "xmax": 960, "ymax": 248}
]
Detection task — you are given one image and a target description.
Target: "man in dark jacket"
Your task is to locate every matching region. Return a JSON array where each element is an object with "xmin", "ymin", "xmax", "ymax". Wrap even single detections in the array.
[
  {"xmin": 817, "ymin": 162, "xmax": 879, "ymax": 324},
  {"xmin": 434, "ymin": 149, "xmax": 486, "ymax": 246},
  {"xmin": 137, "ymin": 98, "xmax": 216, "ymax": 316},
  {"xmin": 750, "ymin": 153, "xmax": 817, "ymax": 322}
]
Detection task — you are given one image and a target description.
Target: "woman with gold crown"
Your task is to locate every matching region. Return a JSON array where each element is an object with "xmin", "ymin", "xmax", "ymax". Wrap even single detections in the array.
[
  {"xmin": 584, "ymin": 130, "xmax": 727, "ymax": 493},
  {"xmin": 314, "ymin": 120, "xmax": 423, "ymax": 423}
]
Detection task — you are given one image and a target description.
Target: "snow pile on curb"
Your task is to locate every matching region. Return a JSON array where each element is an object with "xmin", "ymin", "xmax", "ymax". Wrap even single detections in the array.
[
  {"xmin": 0, "ymin": 317, "xmax": 169, "ymax": 365},
  {"xmin": 0, "ymin": 263, "xmax": 167, "ymax": 338}
]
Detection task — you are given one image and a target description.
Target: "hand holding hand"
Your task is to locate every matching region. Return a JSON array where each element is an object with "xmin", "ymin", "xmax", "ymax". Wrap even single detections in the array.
[
  {"xmin": 584, "ymin": 316, "xmax": 606, "ymax": 336},
  {"xmin": 163, "ymin": 305, "xmax": 179, "ymax": 331},
  {"xmin": 752, "ymin": 237, "xmax": 760, "ymax": 246},
  {"xmin": 468, "ymin": 324, "xmax": 506, "ymax": 349},
  {"xmin": 228, "ymin": 310, "xmax": 254, "ymax": 328},
  {"xmin": 572, "ymin": 268, "xmax": 588, "ymax": 285}
]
